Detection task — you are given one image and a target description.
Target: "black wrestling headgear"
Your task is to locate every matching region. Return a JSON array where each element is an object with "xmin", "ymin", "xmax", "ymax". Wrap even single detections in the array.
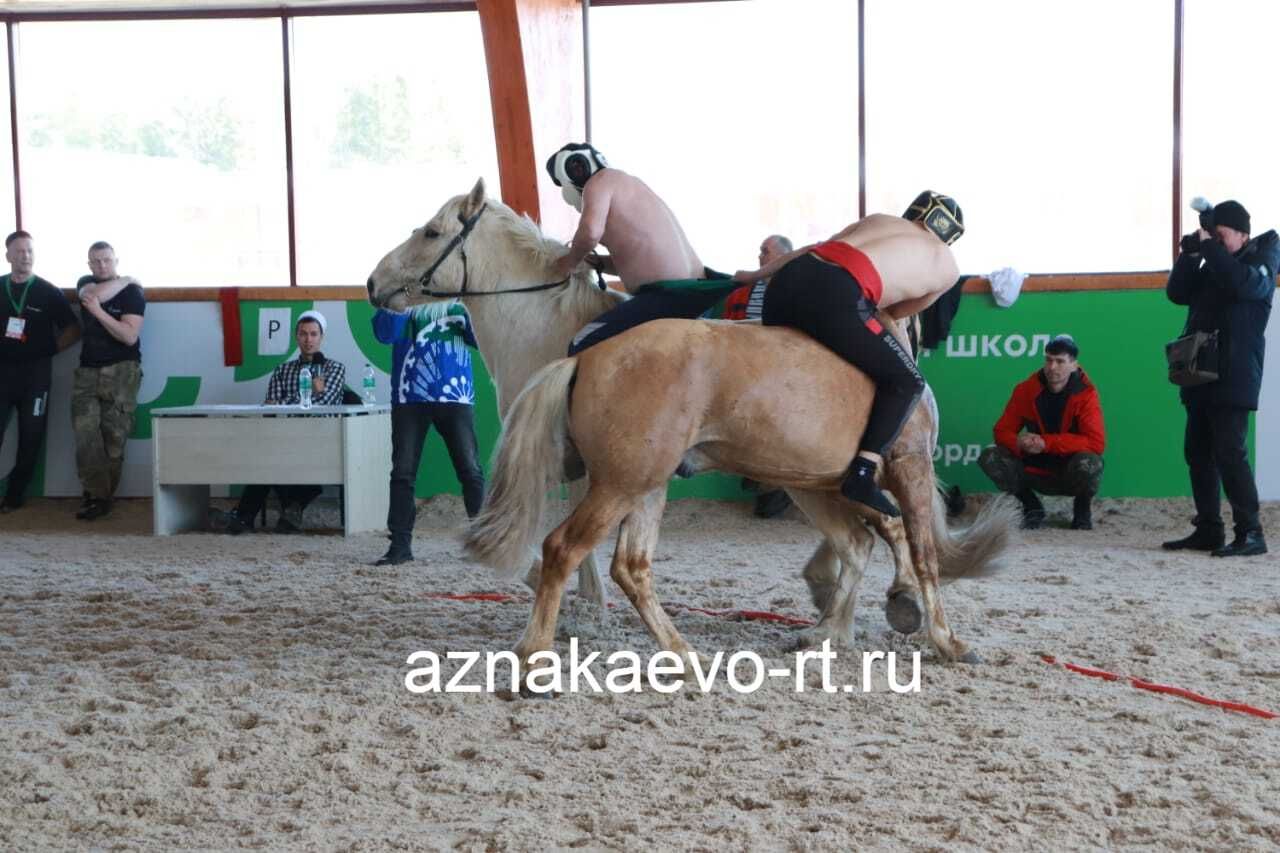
[{"xmin": 904, "ymin": 191, "xmax": 964, "ymax": 245}]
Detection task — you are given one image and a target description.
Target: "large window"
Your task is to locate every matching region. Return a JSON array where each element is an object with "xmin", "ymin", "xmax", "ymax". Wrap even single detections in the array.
[
  {"xmin": 1182, "ymin": 0, "xmax": 1280, "ymax": 243},
  {"xmin": 590, "ymin": 0, "xmax": 859, "ymax": 273},
  {"xmin": 865, "ymin": 0, "xmax": 1171, "ymax": 274},
  {"xmin": 290, "ymin": 12, "xmax": 499, "ymax": 287},
  {"xmin": 16, "ymin": 19, "xmax": 287, "ymax": 288}
]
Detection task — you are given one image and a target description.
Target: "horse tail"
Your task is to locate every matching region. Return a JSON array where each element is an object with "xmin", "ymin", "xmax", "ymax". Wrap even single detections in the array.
[
  {"xmin": 932, "ymin": 481, "xmax": 1020, "ymax": 582},
  {"xmin": 464, "ymin": 357, "xmax": 578, "ymax": 576}
]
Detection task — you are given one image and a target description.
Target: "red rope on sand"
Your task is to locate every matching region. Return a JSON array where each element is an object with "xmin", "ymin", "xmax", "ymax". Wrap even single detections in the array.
[
  {"xmin": 666, "ymin": 603, "xmax": 816, "ymax": 628},
  {"xmin": 425, "ymin": 592, "xmax": 524, "ymax": 603},
  {"xmin": 1040, "ymin": 655, "xmax": 1277, "ymax": 720}
]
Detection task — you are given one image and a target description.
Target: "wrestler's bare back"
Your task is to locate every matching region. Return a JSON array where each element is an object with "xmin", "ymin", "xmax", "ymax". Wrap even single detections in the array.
[
  {"xmin": 580, "ymin": 169, "xmax": 704, "ymax": 292},
  {"xmin": 831, "ymin": 214, "xmax": 959, "ymax": 312}
]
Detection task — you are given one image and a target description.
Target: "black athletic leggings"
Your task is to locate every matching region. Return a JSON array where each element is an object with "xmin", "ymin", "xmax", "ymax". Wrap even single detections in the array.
[{"xmin": 763, "ymin": 254, "xmax": 924, "ymax": 457}]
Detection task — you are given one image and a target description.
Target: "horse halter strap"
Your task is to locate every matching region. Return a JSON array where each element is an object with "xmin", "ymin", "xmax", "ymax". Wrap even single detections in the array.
[
  {"xmin": 417, "ymin": 204, "xmax": 487, "ymax": 297},
  {"xmin": 416, "ymin": 203, "xmax": 590, "ymax": 299}
]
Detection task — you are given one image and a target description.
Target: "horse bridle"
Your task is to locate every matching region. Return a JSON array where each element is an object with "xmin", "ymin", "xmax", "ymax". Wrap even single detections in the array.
[{"xmin": 411, "ymin": 203, "xmax": 604, "ymax": 299}]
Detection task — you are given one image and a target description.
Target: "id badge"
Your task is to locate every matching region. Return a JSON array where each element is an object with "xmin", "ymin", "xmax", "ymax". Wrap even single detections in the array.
[{"xmin": 5, "ymin": 316, "xmax": 24, "ymax": 340}]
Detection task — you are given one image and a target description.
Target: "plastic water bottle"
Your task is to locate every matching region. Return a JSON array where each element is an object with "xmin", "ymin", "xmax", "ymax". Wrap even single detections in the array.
[
  {"xmin": 362, "ymin": 363, "xmax": 377, "ymax": 405},
  {"xmin": 299, "ymin": 364, "xmax": 313, "ymax": 409}
]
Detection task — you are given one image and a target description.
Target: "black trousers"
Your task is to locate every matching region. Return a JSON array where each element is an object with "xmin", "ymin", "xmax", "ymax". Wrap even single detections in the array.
[
  {"xmin": 389, "ymin": 402, "xmax": 485, "ymax": 544},
  {"xmin": 763, "ymin": 254, "xmax": 924, "ymax": 457},
  {"xmin": 1184, "ymin": 404, "xmax": 1261, "ymax": 535},
  {"xmin": 568, "ymin": 280, "xmax": 736, "ymax": 355},
  {"xmin": 0, "ymin": 361, "xmax": 51, "ymax": 505}
]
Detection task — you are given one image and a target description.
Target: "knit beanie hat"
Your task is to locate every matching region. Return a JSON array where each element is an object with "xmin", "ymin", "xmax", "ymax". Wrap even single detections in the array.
[{"xmin": 1212, "ymin": 200, "xmax": 1250, "ymax": 235}]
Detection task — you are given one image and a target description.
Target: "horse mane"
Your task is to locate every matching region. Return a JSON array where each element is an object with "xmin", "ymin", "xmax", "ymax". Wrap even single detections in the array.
[{"xmin": 480, "ymin": 197, "xmax": 625, "ymax": 319}]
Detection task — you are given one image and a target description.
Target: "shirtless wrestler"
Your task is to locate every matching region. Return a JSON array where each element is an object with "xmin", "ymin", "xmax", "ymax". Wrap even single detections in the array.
[{"xmin": 731, "ymin": 191, "xmax": 964, "ymax": 517}]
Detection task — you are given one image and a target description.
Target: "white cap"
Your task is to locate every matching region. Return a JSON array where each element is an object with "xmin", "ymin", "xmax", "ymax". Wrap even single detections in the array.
[{"xmin": 296, "ymin": 310, "xmax": 327, "ymax": 334}]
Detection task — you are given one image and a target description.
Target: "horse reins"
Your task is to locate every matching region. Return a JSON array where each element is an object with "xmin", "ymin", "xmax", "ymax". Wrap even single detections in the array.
[{"xmin": 411, "ymin": 203, "xmax": 605, "ymax": 299}]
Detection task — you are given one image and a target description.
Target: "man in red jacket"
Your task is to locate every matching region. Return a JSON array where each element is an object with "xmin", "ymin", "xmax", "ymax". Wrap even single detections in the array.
[{"xmin": 978, "ymin": 335, "xmax": 1106, "ymax": 529}]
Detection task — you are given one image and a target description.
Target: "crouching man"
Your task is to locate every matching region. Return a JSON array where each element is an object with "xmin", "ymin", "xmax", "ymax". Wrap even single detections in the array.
[{"xmin": 978, "ymin": 335, "xmax": 1106, "ymax": 529}]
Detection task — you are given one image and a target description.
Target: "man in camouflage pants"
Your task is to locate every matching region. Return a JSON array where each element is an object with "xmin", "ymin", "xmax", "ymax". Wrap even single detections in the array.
[{"xmin": 72, "ymin": 242, "xmax": 145, "ymax": 520}]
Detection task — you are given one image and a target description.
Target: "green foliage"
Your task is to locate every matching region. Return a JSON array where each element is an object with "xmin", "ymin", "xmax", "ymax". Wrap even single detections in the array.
[
  {"xmin": 175, "ymin": 98, "xmax": 243, "ymax": 171},
  {"xmin": 331, "ymin": 76, "xmax": 411, "ymax": 166},
  {"xmin": 25, "ymin": 96, "xmax": 241, "ymax": 170}
]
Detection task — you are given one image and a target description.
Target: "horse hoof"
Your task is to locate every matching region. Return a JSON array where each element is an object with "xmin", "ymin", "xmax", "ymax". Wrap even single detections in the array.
[
  {"xmin": 885, "ymin": 591, "xmax": 923, "ymax": 635},
  {"xmin": 518, "ymin": 684, "xmax": 559, "ymax": 700},
  {"xmin": 956, "ymin": 649, "xmax": 983, "ymax": 665},
  {"xmin": 787, "ymin": 631, "xmax": 839, "ymax": 653}
]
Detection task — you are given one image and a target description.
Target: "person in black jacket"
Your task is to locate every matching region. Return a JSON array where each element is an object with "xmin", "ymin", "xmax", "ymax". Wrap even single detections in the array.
[{"xmin": 1163, "ymin": 200, "xmax": 1277, "ymax": 557}]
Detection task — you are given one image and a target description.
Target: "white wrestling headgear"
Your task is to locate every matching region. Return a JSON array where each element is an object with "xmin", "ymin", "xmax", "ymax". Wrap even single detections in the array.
[{"xmin": 546, "ymin": 143, "xmax": 608, "ymax": 211}]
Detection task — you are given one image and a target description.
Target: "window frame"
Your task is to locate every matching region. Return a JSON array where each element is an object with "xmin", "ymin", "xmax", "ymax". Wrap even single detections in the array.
[{"xmin": 0, "ymin": 1, "xmax": 1210, "ymax": 284}]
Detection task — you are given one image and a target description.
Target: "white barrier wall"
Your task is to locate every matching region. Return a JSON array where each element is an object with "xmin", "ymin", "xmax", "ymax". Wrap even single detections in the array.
[{"xmin": 1, "ymin": 300, "xmax": 391, "ymax": 498}]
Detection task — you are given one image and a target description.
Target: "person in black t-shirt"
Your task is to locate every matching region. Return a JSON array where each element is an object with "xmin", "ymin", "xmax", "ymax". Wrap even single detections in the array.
[
  {"xmin": 71, "ymin": 241, "xmax": 145, "ymax": 520},
  {"xmin": 0, "ymin": 230, "xmax": 81, "ymax": 513}
]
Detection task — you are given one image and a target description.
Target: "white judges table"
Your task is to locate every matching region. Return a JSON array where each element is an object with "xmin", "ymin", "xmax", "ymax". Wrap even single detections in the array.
[{"xmin": 151, "ymin": 404, "xmax": 391, "ymax": 537}]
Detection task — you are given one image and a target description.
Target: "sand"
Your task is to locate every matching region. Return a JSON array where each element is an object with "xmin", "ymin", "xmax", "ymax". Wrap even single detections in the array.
[{"xmin": 1, "ymin": 494, "xmax": 1278, "ymax": 851}]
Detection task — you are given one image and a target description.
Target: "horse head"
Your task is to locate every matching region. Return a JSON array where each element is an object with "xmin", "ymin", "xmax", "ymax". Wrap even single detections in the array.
[{"xmin": 366, "ymin": 177, "xmax": 498, "ymax": 311}]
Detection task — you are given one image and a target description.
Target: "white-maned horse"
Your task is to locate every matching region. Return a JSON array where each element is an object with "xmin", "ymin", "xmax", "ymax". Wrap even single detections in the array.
[{"xmin": 367, "ymin": 179, "xmax": 1012, "ymax": 648}]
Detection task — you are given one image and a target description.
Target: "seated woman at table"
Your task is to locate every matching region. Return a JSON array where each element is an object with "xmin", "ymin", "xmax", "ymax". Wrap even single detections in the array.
[{"xmin": 223, "ymin": 310, "xmax": 346, "ymax": 534}]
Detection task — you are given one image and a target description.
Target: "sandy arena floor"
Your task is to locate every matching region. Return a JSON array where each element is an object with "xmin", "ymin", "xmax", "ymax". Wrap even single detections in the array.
[{"xmin": 1, "ymin": 494, "xmax": 1278, "ymax": 851}]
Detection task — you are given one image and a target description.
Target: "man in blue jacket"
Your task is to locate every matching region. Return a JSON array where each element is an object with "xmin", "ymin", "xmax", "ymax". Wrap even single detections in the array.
[
  {"xmin": 1163, "ymin": 200, "xmax": 1276, "ymax": 557},
  {"xmin": 371, "ymin": 301, "xmax": 485, "ymax": 566}
]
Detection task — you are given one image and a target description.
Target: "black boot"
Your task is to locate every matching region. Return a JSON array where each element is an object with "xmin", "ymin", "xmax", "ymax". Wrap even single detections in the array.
[
  {"xmin": 1016, "ymin": 488, "xmax": 1045, "ymax": 530},
  {"xmin": 1211, "ymin": 530, "xmax": 1268, "ymax": 558},
  {"xmin": 840, "ymin": 458, "xmax": 900, "ymax": 517},
  {"xmin": 376, "ymin": 535, "xmax": 415, "ymax": 566},
  {"xmin": 1070, "ymin": 495, "xmax": 1093, "ymax": 530},
  {"xmin": 1162, "ymin": 522, "xmax": 1225, "ymax": 551}
]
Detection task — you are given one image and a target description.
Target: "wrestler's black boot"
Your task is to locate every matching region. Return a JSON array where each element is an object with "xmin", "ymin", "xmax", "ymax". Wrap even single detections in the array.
[{"xmin": 840, "ymin": 458, "xmax": 900, "ymax": 517}]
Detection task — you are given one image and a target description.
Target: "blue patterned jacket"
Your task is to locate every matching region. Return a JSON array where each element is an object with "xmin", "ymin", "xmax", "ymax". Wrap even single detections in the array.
[{"xmin": 371, "ymin": 303, "xmax": 479, "ymax": 405}]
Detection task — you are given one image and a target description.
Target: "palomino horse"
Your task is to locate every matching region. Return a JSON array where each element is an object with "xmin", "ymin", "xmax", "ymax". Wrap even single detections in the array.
[{"xmin": 367, "ymin": 179, "xmax": 1015, "ymax": 657}]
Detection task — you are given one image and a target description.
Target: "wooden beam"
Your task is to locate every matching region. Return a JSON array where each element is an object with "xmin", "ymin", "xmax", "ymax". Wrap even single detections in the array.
[{"xmin": 476, "ymin": 0, "xmax": 583, "ymax": 237}]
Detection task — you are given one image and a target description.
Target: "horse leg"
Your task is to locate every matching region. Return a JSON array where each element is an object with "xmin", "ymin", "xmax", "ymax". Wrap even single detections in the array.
[
  {"xmin": 883, "ymin": 453, "xmax": 976, "ymax": 663},
  {"xmin": 798, "ymin": 538, "xmax": 840, "ymax": 615},
  {"xmin": 786, "ymin": 490, "xmax": 874, "ymax": 649},
  {"xmin": 607, "ymin": 488, "xmax": 696, "ymax": 659},
  {"xmin": 514, "ymin": 486, "xmax": 630, "ymax": 666},
  {"xmin": 867, "ymin": 514, "xmax": 924, "ymax": 635},
  {"xmin": 521, "ymin": 478, "xmax": 608, "ymax": 613},
  {"xmin": 567, "ymin": 477, "xmax": 608, "ymax": 609}
]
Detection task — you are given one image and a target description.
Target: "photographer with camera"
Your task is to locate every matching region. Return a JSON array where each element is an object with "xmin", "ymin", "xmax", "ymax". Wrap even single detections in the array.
[{"xmin": 1163, "ymin": 199, "xmax": 1277, "ymax": 557}]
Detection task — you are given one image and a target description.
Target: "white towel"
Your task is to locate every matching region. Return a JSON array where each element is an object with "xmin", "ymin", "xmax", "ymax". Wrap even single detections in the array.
[{"xmin": 989, "ymin": 267, "xmax": 1027, "ymax": 308}]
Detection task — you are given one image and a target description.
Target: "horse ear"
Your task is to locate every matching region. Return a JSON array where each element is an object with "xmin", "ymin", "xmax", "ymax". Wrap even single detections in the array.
[{"xmin": 462, "ymin": 178, "xmax": 486, "ymax": 219}]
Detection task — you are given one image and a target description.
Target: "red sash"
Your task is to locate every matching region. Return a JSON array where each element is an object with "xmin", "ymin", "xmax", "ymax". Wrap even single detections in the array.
[{"xmin": 811, "ymin": 241, "xmax": 883, "ymax": 305}]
